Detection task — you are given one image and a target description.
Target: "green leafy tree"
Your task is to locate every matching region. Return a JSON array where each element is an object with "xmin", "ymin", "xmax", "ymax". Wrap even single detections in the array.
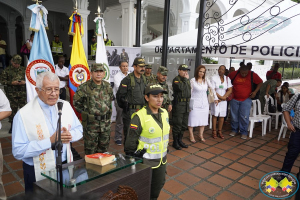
[{"xmin": 291, "ymin": 0, "xmax": 300, "ymax": 3}]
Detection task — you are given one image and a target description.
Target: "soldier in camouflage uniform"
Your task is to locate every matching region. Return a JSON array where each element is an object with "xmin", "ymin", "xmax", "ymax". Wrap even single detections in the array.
[
  {"xmin": 145, "ymin": 64, "xmax": 156, "ymax": 82},
  {"xmin": 73, "ymin": 63, "xmax": 114, "ymax": 154},
  {"xmin": 149, "ymin": 66, "xmax": 172, "ymax": 112},
  {"xmin": 1, "ymin": 55, "xmax": 26, "ymax": 133},
  {"xmin": 172, "ymin": 64, "xmax": 191, "ymax": 150}
]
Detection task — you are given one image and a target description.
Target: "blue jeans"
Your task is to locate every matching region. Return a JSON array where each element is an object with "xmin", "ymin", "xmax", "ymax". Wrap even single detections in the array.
[
  {"xmin": 230, "ymin": 98, "xmax": 252, "ymax": 136},
  {"xmin": 0, "ymin": 54, "xmax": 6, "ymax": 69}
]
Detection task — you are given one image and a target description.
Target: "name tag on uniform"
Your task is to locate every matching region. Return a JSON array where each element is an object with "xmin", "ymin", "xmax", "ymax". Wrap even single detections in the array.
[{"xmin": 219, "ymin": 85, "xmax": 224, "ymax": 89}]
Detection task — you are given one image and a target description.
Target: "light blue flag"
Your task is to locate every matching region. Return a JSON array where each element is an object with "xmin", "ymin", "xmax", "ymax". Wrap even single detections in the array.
[{"xmin": 26, "ymin": 4, "xmax": 56, "ymax": 102}]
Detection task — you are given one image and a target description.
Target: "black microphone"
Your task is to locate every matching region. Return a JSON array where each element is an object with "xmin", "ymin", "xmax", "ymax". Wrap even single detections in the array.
[{"xmin": 57, "ymin": 100, "xmax": 64, "ymax": 114}]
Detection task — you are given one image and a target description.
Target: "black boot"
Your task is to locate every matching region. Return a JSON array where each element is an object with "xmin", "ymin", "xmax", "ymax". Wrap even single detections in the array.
[
  {"xmin": 172, "ymin": 135, "xmax": 182, "ymax": 150},
  {"xmin": 178, "ymin": 134, "xmax": 188, "ymax": 148},
  {"xmin": 8, "ymin": 122, "xmax": 12, "ymax": 134}
]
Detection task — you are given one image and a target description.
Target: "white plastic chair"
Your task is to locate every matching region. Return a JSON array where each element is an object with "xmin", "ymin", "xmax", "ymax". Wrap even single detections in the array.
[
  {"xmin": 264, "ymin": 95, "xmax": 282, "ymax": 129},
  {"xmin": 248, "ymin": 100, "xmax": 271, "ymax": 138},
  {"xmin": 278, "ymin": 116, "xmax": 289, "ymax": 141}
]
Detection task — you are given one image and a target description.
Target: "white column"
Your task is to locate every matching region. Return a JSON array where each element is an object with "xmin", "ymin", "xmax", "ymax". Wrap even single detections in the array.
[
  {"xmin": 7, "ymin": 25, "xmax": 17, "ymax": 55},
  {"xmin": 78, "ymin": 9, "xmax": 91, "ymax": 58},
  {"xmin": 179, "ymin": 12, "xmax": 198, "ymax": 33},
  {"xmin": 119, "ymin": 0, "xmax": 136, "ymax": 47},
  {"xmin": 23, "ymin": 19, "xmax": 31, "ymax": 43}
]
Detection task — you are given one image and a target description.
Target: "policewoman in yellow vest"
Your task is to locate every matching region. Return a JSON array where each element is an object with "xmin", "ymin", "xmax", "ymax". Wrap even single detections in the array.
[
  {"xmin": 51, "ymin": 34, "xmax": 63, "ymax": 64},
  {"xmin": 125, "ymin": 83, "xmax": 170, "ymax": 200},
  {"xmin": 90, "ymin": 35, "xmax": 97, "ymax": 60}
]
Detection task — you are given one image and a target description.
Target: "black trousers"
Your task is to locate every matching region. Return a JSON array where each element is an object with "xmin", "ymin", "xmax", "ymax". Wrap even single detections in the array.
[
  {"xmin": 59, "ymin": 87, "xmax": 66, "ymax": 100},
  {"xmin": 23, "ymin": 162, "xmax": 36, "ymax": 194},
  {"xmin": 281, "ymin": 128, "xmax": 300, "ymax": 173},
  {"xmin": 150, "ymin": 164, "xmax": 166, "ymax": 200}
]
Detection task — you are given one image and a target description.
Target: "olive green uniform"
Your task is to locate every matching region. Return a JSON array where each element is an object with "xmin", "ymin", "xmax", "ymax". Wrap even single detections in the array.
[
  {"xmin": 145, "ymin": 74, "xmax": 156, "ymax": 83},
  {"xmin": 125, "ymin": 105, "xmax": 167, "ymax": 200},
  {"xmin": 116, "ymin": 72, "xmax": 147, "ymax": 144},
  {"xmin": 172, "ymin": 75, "xmax": 191, "ymax": 139},
  {"xmin": 1, "ymin": 65, "xmax": 26, "ymax": 122},
  {"xmin": 73, "ymin": 79, "xmax": 114, "ymax": 154}
]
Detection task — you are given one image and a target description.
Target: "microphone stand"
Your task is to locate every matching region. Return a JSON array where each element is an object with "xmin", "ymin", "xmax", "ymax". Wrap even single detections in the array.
[{"xmin": 55, "ymin": 102, "xmax": 64, "ymax": 197}]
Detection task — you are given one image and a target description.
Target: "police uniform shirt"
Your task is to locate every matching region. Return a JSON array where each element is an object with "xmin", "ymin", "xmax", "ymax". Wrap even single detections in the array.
[
  {"xmin": 283, "ymin": 93, "xmax": 300, "ymax": 129},
  {"xmin": 55, "ymin": 65, "xmax": 69, "ymax": 88}
]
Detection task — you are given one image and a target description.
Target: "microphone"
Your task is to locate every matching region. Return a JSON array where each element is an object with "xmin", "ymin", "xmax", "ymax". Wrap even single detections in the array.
[{"xmin": 57, "ymin": 100, "xmax": 64, "ymax": 114}]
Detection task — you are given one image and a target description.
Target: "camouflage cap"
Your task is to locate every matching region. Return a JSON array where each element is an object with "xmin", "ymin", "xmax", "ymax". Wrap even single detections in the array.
[
  {"xmin": 91, "ymin": 63, "xmax": 105, "ymax": 72},
  {"xmin": 145, "ymin": 64, "xmax": 152, "ymax": 69},
  {"xmin": 12, "ymin": 54, "xmax": 22, "ymax": 64},
  {"xmin": 158, "ymin": 66, "xmax": 168, "ymax": 76},
  {"xmin": 178, "ymin": 64, "xmax": 190, "ymax": 71},
  {"xmin": 145, "ymin": 83, "xmax": 168, "ymax": 95},
  {"xmin": 133, "ymin": 57, "xmax": 146, "ymax": 66}
]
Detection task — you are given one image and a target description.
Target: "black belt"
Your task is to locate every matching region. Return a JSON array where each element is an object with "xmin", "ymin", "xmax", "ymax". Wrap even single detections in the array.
[
  {"xmin": 94, "ymin": 113, "xmax": 110, "ymax": 121},
  {"xmin": 129, "ymin": 105, "xmax": 143, "ymax": 109},
  {"xmin": 179, "ymin": 98, "xmax": 190, "ymax": 102}
]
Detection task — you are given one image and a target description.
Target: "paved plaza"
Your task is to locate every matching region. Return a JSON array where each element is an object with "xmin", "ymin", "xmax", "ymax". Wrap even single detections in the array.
[{"xmin": 1, "ymin": 120, "xmax": 299, "ymax": 200}]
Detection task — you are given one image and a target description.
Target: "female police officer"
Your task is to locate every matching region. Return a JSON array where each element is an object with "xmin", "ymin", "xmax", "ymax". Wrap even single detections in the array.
[{"xmin": 125, "ymin": 83, "xmax": 169, "ymax": 200}]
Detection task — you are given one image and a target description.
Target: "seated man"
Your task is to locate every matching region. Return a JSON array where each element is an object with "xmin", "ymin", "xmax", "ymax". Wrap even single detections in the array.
[{"xmin": 12, "ymin": 71, "xmax": 83, "ymax": 193}]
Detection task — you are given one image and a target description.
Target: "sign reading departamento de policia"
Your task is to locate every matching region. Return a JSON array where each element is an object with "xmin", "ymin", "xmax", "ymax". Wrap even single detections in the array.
[{"xmin": 154, "ymin": 45, "xmax": 300, "ymax": 60}]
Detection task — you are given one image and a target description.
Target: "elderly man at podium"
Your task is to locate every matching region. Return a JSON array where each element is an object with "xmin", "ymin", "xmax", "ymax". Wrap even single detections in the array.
[{"xmin": 12, "ymin": 71, "xmax": 83, "ymax": 193}]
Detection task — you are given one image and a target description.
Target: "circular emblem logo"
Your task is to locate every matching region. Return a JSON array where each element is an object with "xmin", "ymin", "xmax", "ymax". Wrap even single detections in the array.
[
  {"xmin": 69, "ymin": 64, "xmax": 91, "ymax": 87},
  {"xmin": 259, "ymin": 171, "xmax": 299, "ymax": 199},
  {"xmin": 149, "ymin": 127, "xmax": 155, "ymax": 134},
  {"xmin": 103, "ymin": 63, "xmax": 110, "ymax": 81},
  {"xmin": 26, "ymin": 59, "xmax": 55, "ymax": 86}
]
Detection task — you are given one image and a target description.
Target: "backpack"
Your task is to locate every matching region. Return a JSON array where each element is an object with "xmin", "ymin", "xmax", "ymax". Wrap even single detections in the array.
[
  {"xmin": 268, "ymin": 99, "xmax": 276, "ymax": 113},
  {"xmin": 20, "ymin": 41, "xmax": 30, "ymax": 56}
]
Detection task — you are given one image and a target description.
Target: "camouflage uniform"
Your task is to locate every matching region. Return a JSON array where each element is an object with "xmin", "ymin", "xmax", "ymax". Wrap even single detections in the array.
[
  {"xmin": 145, "ymin": 64, "xmax": 156, "ymax": 83},
  {"xmin": 73, "ymin": 64, "xmax": 114, "ymax": 154},
  {"xmin": 148, "ymin": 66, "xmax": 171, "ymax": 110},
  {"xmin": 0, "ymin": 55, "xmax": 26, "ymax": 123}
]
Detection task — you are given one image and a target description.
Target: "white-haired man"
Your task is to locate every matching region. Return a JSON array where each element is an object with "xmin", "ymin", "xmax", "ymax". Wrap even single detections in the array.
[{"xmin": 12, "ymin": 71, "xmax": 83, "ymax": 193}]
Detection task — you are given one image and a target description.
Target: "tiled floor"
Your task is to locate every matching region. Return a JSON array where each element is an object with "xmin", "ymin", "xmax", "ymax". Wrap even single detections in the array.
[{"xmin": 2, "ymin": 121, "xmax": 299, "ymax": 199}]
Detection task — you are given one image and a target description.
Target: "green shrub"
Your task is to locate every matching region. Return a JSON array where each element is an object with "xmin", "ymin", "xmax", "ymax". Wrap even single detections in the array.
[{"xmin": 279, "ymin": 67, "xmax": 300, "ymax": 79}]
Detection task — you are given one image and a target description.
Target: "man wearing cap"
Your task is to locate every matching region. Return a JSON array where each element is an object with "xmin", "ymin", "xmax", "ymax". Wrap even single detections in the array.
[
  {"xmin": 74, "ymin": 63, "xmax": 114, "ymax": 154},
  {"xmin": 149, "ymin": 66, "xmax": 172, "ymax": 112},
  {"xmin": 105, "ymin": 34, "xmax": 114, "ymax": 46},
  {"xmin": 1, "ymin": 54, "xmax": 26, "ymax": 133},
  {"xmin": 171, "ymin": 64, "xmax": 191, "ymax": 150},
  {"xmin": 125, "ymin": 83, "xmax": 169, "ymax": 200},
  {"xmin": 116, "ymin": 57, "xmax": 147, "ymax": 145},
  {"xmin": 145, "ymin": 64, "xmax": 156, "ymax": 82},
  {"xmin": 51, "ymin": 34, "xmax": 63, "ymax": 64},
  {"xmin": 90, "ymin": 36, "xmax": 97, "ymax": 60}
]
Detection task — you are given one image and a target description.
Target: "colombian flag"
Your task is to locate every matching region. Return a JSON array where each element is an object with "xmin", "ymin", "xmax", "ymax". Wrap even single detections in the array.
[{"xmin": 68, "ymin": 12, "xmax": 90, "ymax": 117}]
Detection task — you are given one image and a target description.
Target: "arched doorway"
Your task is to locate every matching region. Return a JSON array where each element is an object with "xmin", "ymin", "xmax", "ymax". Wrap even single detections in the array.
[{"xmin": 233, "ymin": 9, "xmax": 247, "ymax": 17}]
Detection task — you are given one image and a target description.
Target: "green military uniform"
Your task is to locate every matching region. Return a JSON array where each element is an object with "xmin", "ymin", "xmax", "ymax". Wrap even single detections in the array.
[
  {"xmin": 73, "ymin": 64, "xmax": 114, "ymax": 154},
  {"xmin": 149, "ymin": 66, "xmax": 171, "ymax": 110},
  {"xmin": 116, "ymin": 57, "xmax": 147, "ymax": 144},
  {"xmin": 1, "ymin": 55, "xmax": 26, "ymax": 132},
  {"xmin": 145, "ymin": 64, "xmax": 156, "ymax": 83},
  {"xmin": 172, "ymin": 64, "xmax": 191, "ymax": 150},
  {"xmin": 125, "ymin": 84, "xmax": 169, "ymax": 200},
  {"xmin": 90, "ymin": 36, "xmax": 97, "ymax": 60},
  {"xmin": 51, "ymin": 35, "xmax": 63, "ymax": 64}
]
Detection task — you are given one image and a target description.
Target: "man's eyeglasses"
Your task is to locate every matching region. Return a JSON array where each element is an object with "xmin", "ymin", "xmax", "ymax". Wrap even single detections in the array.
[{"xmin": 40, "ymin": 88, "xmax": 61, "ymax": 95}]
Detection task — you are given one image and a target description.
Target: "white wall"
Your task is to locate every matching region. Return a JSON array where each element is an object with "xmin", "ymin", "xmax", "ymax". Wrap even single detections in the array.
[{"xmin": 102, "ymin": 5, "xmax": 122, "ymax": 46}]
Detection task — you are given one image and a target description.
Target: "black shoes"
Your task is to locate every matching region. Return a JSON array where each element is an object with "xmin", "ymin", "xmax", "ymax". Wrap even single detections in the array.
[
  {"xmin": 172, "ymin": 136, "xmax": 182, "ymax": 150},
  {"xmin": 178, "ymin": 135, "xmax": 188, "ymax": 148}
]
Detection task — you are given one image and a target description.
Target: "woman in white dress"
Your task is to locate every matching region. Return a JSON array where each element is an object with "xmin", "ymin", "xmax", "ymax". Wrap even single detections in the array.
[
  {"xmin": 210, "ymin": 65, "xmax": 232, "ymax": 139},
  {"xmin": 188, "ymin": 65, "xmax": 218, "ymax": 143}
]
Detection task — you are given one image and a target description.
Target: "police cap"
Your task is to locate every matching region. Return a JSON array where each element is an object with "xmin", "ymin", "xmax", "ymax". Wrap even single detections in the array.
[
  {"xmin": 133, "ymin": 57, "xmax": 146, "ymax": 66},
  {"xmin": 178, "ymin": 64, "xmax": 190, "ymax": 71},
  {"xmin": 54, "ymin": 34, "xmax": 59, "ymax": 37},
  {"xmin": 145, "ymin": 83, "xmax": 168, "ymax": 95}
]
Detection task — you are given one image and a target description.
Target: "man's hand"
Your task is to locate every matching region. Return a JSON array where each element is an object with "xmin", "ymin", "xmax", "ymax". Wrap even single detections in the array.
[
  {"xmin": 61, "ymin": 127, "xmax": 72, "ymax": 144},
  {"xmin": 20, "ymin": 81, "xmax": 26, "ymax": 85},
  {"xmin": 250, "ymin": 91, "xmax": 257, "ymax": 99},
  {"xmin": 50, "ymin": 132, "xmax": 57, "ymax": 144},
  {"xmin": 184, "ymin": 72, "xmax": 189, "ymax": 79},
  {"xmin": 287, "ymin": 122, "xmax": 296, "ymax": 132},
  {"xmin": 167, "ymin": 105, "xmax": 172, "ymax": 112},
  {"xmin": 11, "ymin": 81, "xmax": 19, "ymax": 85}
]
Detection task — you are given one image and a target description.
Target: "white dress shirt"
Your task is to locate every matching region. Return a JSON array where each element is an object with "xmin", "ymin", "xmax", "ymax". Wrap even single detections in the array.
[
  {"xmin": 113, "ymin": 71, "xmax": 128, "ymax": 96},
  {"xmin": 0, "ymin": 89, "xmax": 11, "ymax": 129},
  {"xmin": 55, "ymin": 65, "xmax": 69, "ymax": 88}
]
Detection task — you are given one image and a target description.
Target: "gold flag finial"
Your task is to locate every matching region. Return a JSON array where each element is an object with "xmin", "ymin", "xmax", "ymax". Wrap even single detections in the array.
[
  {"xmin": 32, "ymin": 0, "xmax": 42, "ymax": 5},
  {"xmin": 95, "ymin": 5, "xmax": 103, "ymax": 17},
  {"xmin": 74, "ymin": 0, "xmax": 78, "ymax": 13}
]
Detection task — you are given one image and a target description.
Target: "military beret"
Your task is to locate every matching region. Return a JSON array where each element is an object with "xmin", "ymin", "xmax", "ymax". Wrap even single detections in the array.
[
  {"xmin": 12, "ymin": 54, "xmax": 22, "ymax": 64},
  {"xmin": 91, "ymin": 63, "xmax": 105, "ymax": 72},
  {"xmin": 158, "ymin": 66, "xmax": 168, "ymax": 76}
]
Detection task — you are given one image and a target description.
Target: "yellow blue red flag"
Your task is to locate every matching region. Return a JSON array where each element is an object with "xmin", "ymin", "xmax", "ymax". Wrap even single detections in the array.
[{"xmin": 68, "ymin": 12, "xmax": 90, "ymax": 116}]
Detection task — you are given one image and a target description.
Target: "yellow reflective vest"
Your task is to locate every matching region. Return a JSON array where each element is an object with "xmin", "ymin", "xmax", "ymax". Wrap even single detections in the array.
[
  {"xmin": 52, "ymin": 41, "xmax": 63, "ymax": 55},
  {"xmin": 91, "ymin": 43, "xmax": 97, "ymax": 56},
  {"xmin": 105, "ymin": 39, "xmax": 112, "ymax": 46},
  {"xmin": 134, "ymin": 107, "xmax": 170, "ymax": 169}
]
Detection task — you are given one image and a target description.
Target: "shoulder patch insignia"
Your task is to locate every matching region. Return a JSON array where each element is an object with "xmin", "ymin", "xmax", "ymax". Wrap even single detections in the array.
[
  {"xmin": 130, "ymin": 124, "xmax": 138, "ymax": 129},
  {"xmin": 174, "ymin": 81, "xmax": 179, "ymax": 83},
  {"xmin": 122, "ymin": 84, "xmax": 127, "ymax": 87}
]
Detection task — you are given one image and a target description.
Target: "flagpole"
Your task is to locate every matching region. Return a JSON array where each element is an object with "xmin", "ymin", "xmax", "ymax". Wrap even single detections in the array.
[
  {"xmin": 161, "ymin": 0, "xmax": 170, "ymax": 67},
  {"xmin": 135, "ymin": 0, "xmax": 142, "ymax": 47},
  {"xmin": 195, "ymin": 0, "xmax": 206, "ymax": 69}
]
